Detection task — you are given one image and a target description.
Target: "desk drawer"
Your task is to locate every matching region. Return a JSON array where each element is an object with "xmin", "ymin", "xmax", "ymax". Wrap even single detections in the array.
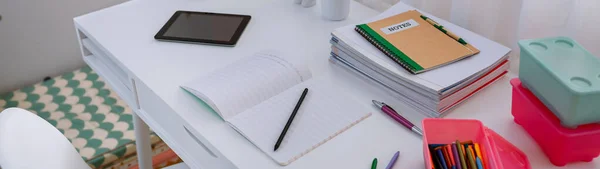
[
  {"xmin": 135, "ymin": 80, "xmax": 238, "ymax": 169},
  {"xmin": 76, "ymin": 29, "xmax": 136, "ymax": 107}
]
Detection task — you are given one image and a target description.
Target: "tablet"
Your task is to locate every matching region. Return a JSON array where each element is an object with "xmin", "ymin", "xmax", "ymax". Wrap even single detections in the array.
[{"xmin": 154, "ymin": 11, "xmax": 251, "ymax": 46}]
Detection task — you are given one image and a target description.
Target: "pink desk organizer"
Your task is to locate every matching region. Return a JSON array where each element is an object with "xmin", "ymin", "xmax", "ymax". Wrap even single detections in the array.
[
  {"xmin": 422, "ymin": 118, "xmax": 531, "ymax": 169},
  {"xmin": 511, "ymin": 78, "xmax": 600, "ymax": 166}
]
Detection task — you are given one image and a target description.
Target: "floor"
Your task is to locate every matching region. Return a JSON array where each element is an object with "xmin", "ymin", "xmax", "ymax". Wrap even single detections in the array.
[{"xmin": 0, "ymin": 67, "xmax": 180, "ymax": 169}]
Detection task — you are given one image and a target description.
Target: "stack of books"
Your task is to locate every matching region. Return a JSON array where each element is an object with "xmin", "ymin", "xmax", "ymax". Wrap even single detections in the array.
[{"xmin": 329, "ymin": 3, "xmax": 510, "ymax": 117}]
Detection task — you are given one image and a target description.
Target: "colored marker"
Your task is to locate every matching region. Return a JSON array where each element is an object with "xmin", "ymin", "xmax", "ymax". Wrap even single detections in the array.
[
  {"xmin": 430, "ymin": 144, "xmax": 447, "ymax": 148},
  {"xmin": 476, "ymin": 157, "xmax": 484, "ymax": 169},
  {"xmin": 371, "ymin": 158, "xmax": 378, "ymax": 169},
  {"xmin": 451, "ymin": 143, "xmax": 462, "ymax": 169},
  {"xmin": 461, "ymin": 140, "xmax": 473, "ymax": 145},
  {"xmin": 442, "ymin": 146, "xmax": 451, "ymax": 169},
  {"xmin": 385, "ymin": 151, "xmax": 400, "ymax": 169},
  {"xmin": 456, "ymin": 140, "xmax": 467, "ymax": 169},
  {"xmin": 475, "ymin": 143, "xmax": 486, "ymax": 169},
  {"xmin": 466, "ymin": 145, "xmax": 477, "ymax": 169},
  {"xmin": 434, "ymin": 151, "xmax": 444, "ymax": 169},
  {"xmin": 436, "ymin": 148, "xmax": 448, "ymax": 169},
  {"xmin": 446, "ymin": 145, "xmax": 455, "ymax": 169},
  {"xmin": 429, "ymin": 153, "xmax": 435, "ymax": 169},
  {"xmin": 431, "ymin": 146, "xmax": 443, "ymax": 169}
]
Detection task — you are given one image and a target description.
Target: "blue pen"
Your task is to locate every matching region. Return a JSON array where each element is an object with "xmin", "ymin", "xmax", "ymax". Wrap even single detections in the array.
[
  {"xmin": 436, "ymin": 148, "xmax": 448, "ymax": 169},
  {"xmin": 476, "ymin": 157, "xmax": 484, "ymax": 169},
  {"xmin": 385, "ymin": 151, "xmax": 400, "ymax": 169}
]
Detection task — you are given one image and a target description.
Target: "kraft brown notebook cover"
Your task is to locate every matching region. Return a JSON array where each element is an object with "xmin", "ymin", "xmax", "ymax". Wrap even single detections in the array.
[{"xmin": 355, "ymin": 10, "xmax": 480, "ymax": 74}]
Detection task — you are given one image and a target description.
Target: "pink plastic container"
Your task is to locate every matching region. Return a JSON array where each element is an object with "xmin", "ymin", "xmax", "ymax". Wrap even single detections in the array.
[
  {"xmin": 511, "ymin": 78, "xmax": 600, "ymax": 166},
  {"xmin": 422, "ymin": 118, "xmax": 531, "ymax": 169}
]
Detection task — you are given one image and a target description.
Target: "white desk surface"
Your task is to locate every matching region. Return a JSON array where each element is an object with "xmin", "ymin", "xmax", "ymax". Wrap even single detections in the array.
[{"xmin": 75, "ymin": 0, "xmax": 599, "ymax": 168}]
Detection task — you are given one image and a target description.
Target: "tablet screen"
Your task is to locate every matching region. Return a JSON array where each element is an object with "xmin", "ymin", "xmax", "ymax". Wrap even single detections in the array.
[{"xmin": 155, "ymin": 11, "xmax": 251, "ymax": 46}]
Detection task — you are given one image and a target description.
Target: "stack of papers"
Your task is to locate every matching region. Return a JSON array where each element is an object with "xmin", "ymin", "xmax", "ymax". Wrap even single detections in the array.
[{"xmin": 329, "ymin": 2, "xmax": 510, "ymax": 117}]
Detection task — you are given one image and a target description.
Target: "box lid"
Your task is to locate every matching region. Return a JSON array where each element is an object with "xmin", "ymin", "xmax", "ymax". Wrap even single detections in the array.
[
  {"xmin": 485, "ymin": 127, "xmax": 531, "ymax": 169},
  {"xmin": 518, "ymin": 37, "xmax": 600, "ymax": 94}
]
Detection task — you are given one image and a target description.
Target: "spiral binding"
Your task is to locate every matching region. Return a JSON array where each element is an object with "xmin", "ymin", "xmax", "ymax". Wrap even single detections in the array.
[{"xmin": 355, "ymin": 26, "xmax": 418, "ymax": 74}]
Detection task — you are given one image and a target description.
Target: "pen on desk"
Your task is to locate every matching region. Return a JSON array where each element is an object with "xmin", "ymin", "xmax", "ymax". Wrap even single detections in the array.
[
  {"xmin": 385, "ymin": 151, "xmax": 400, "ymax": 169},
  {"xmin": 371, "ymin": 158, "xmax": 378, "ymax": 169},
  {"xmin": 274, "ymin": 88, "xmax": 308, "ymax": 151},
  {"xmin": 372, "ymin": 100, "xmax": 423, "ymax": 136}
]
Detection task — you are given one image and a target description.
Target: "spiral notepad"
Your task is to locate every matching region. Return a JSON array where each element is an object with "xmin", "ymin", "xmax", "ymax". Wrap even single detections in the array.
[
  {"xmin": 355, "ymin": 10, "xmax": 479, "ymax": 74},
  {"xmin": 182, "ymin": 51, "xmax": 371, "ymax": 165}
]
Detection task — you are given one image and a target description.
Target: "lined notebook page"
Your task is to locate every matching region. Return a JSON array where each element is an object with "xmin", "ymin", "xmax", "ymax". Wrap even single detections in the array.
[
  {"xmin": 182, "ymin": 51, "xmax": 312, "ymax": 119},
  {"xmin": 226, "ymin": 79, "xmax": 372, "ymax": 165}
]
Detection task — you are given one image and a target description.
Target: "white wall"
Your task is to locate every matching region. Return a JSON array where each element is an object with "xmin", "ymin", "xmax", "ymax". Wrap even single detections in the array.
[
  {"xmin": 355, "ymin": 0, "xmax": 398, "ymax": 11},
  {"xmin": 356, "ymin": 0, "xmax": 600, "ymax": 74},
  {"xmin": 0, "ymin": 0, "xmax": 127, "ymax": 93}
]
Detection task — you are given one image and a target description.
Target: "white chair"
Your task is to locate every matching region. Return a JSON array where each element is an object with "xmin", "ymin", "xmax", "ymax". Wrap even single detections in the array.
[
  {"xmin": 0, "ymin": 108, "xmax": 190, "ymax": 169},
  {"xmin": 0, "ymin": 108, "xmax": 90, "ymax": 169}
]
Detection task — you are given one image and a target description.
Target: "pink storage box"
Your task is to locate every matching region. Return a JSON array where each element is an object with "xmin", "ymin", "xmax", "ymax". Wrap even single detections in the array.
[
  {"xmin": 511, "ymin": 78, "xmax": 600, "ymax": 166},
  {"xmin": 422, "ymin": 119, "xmax": 531, "ymax": 169}
]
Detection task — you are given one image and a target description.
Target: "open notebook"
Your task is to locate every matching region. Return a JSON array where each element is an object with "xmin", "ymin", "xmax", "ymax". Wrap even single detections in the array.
[{"xmin": 181, "ymin": 51, "xmax": 372, "ymax": 165}]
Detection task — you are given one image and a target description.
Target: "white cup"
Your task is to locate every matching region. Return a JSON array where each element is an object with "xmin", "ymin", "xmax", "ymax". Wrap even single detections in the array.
[{"xmin": 321, "ymin": 0, "xmax": 351, "ymax": 21}]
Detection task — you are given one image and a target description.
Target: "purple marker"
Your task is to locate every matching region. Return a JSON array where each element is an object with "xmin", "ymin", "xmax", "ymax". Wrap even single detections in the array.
[
  {"xmin": 372, "ymin": 100, "xmax": 423, "ymax": 136},
  {"xmin": 452, "ymin": 143, "xmax": 461, "ymax": 169},
  {"xmin": 385, "ymin": 151, "xmax": 400, "ymax": 169}
]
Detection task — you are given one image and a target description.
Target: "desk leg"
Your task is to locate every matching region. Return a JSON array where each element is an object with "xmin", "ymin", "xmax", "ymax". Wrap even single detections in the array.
[{"xmin": 133, "ymin": 113, "xmax": 153, "ymax": 169}]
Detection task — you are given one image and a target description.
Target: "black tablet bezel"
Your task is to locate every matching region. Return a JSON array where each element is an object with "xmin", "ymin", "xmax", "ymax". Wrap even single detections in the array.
[{"xmin": 154, "ymin": 11, "xmax": 251, "ymax": 46}]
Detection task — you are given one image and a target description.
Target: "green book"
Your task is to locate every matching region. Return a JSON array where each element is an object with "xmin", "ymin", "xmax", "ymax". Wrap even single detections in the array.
[{"xmin": 355, "ymin": 10, "xmax": 479, "ymax": 74}]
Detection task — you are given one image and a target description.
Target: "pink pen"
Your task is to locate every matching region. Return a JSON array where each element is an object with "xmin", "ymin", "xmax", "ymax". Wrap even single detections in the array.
[{"xmin": 372, "ymin": 100, "xmax": 423, "ymax": 136}]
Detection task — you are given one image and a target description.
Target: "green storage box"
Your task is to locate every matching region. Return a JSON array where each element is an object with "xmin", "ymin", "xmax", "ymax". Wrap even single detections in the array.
[{"xmin": 519, "ymin": 37, "xmax": 600, "ymax": 128}]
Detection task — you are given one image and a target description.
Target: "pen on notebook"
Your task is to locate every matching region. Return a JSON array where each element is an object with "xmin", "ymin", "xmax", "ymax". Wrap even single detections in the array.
[
  {"xmin": 274, "ymin": 88, "xmax": 308, "ymax": 151},
  {"xmin": 372, "ymin": 100, "xmax": 423, "ymax": 136},
  {"xmin": 371, "ymin": 158, "xmax": 378, "ymax": 169},
  {"xmin": 385, "ymin": 151, "xmax": 400, "ymax": 169},
  {"xmin": 419, "ymin": 15, "xmax": 468, "ymax": 45}
]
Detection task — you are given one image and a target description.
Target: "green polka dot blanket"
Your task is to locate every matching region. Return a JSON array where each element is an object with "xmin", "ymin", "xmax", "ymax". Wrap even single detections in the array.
[{"xmin": 0, "ymin": 66, "xmax": 161, "ymax": 168}]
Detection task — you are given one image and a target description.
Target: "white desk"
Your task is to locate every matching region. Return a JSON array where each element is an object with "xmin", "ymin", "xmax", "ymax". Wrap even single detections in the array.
[{"xmin": 74, "ymin": 0, "xmax": 600, "ymax": 168}]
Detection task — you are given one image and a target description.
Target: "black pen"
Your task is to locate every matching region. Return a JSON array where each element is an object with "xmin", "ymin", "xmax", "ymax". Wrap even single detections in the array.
[{"xmin": 274, "ymin": 88, "xmax": 309, "ymax": 151}]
